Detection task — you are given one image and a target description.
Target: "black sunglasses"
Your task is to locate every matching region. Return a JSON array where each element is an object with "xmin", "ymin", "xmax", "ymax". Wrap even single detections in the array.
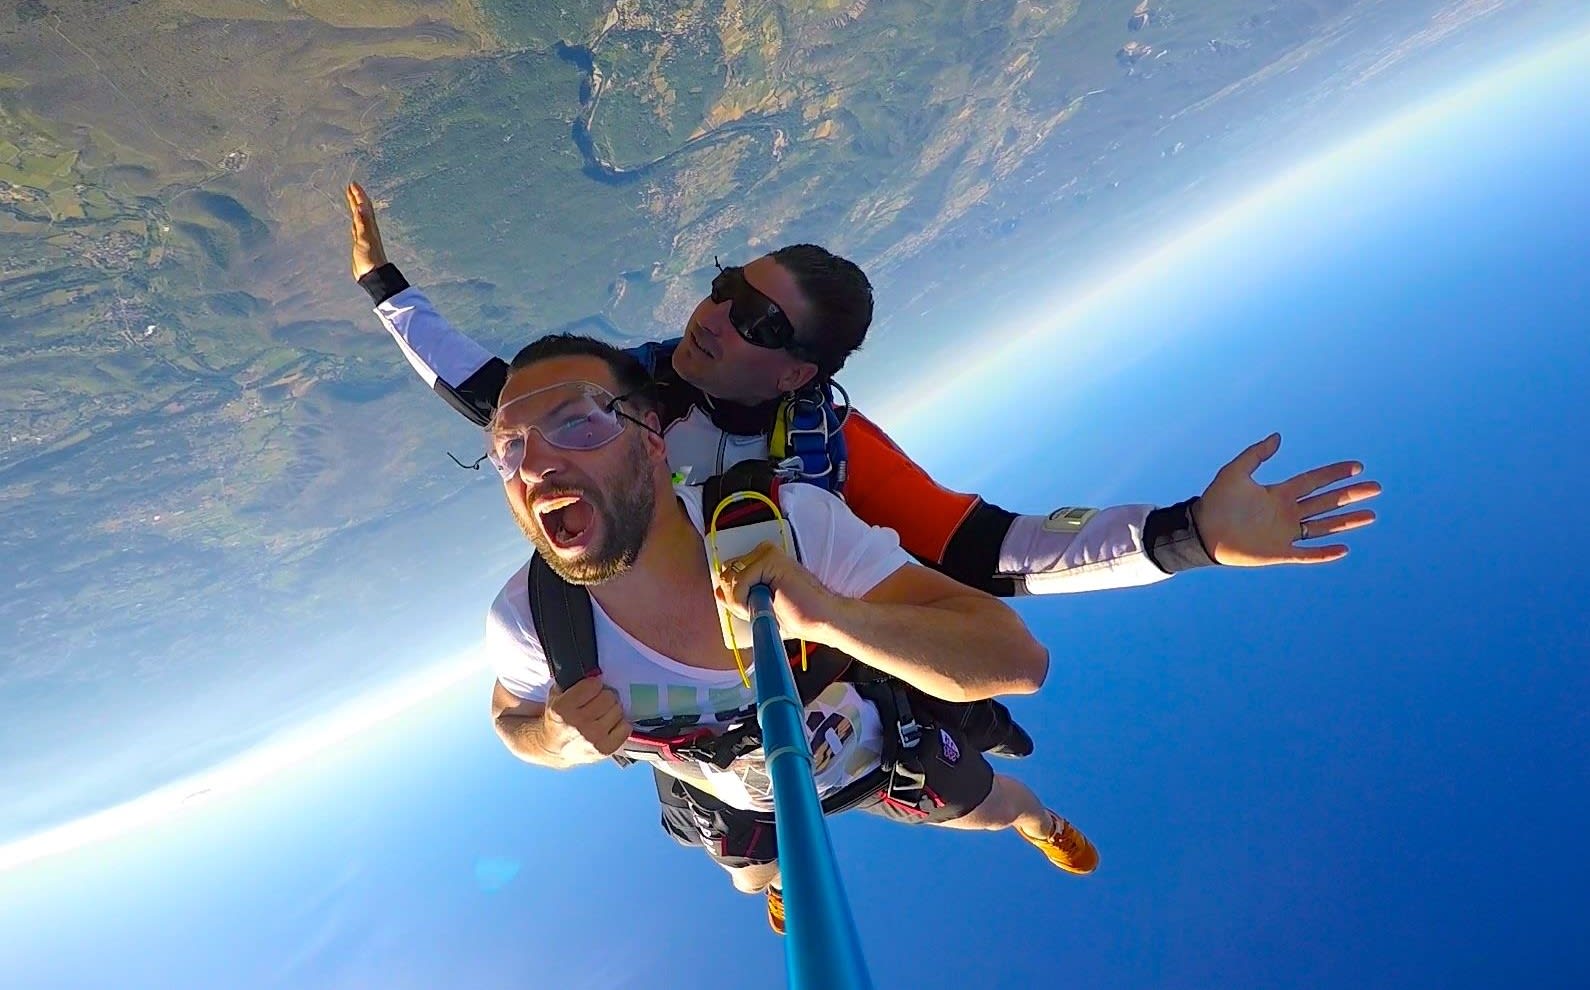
[{"xmin": 711, "ymin": 257, "xmax": 816, "ymax": 361}]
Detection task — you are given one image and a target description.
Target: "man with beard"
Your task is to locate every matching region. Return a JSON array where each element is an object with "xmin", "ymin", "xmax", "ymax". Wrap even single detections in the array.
[
  {"xmin": 345, "ymin": 181, "xmax": 1379, "ymax": 930},
  {"xmin": 484, "ymin": 334, "xmax": 1099, "ymax": 926}
]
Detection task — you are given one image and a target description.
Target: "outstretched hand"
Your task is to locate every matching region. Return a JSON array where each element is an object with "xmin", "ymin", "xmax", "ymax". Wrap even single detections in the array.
[
  {"xmin": 344, "ymin": 181, "xmax": 389, "ymax": 281},
  {"xmin": 1192, "ymin": 433, "xmax": 1381, "ymax": 566}
]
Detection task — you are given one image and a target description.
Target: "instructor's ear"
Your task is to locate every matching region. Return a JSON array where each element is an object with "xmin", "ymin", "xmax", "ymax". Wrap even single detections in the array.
[{"xmin": 776, "ymin": 360, "xmax": 818, "ymax": 394}]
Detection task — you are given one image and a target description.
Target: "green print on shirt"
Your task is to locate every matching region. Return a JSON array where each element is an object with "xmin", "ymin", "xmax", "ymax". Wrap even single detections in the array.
[{"xmin": 626, "ymin": 681, "xmax": 757, "ymax": 731}]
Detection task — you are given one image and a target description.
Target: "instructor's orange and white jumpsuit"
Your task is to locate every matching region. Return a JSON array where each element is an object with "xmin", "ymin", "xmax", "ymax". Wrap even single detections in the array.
[{"xmin": 361, "ymin": 263, "xmax": 1217, "ymax": 597}]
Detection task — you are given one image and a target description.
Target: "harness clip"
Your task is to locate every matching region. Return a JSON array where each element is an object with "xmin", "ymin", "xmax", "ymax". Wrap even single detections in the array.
[
  {"xmin": 897, "ymin": 716, "xmax": 922, "ymax": 751},
  {"xmin": 655, "ymin": 728, "xmax": 715, "ymax": 763}
]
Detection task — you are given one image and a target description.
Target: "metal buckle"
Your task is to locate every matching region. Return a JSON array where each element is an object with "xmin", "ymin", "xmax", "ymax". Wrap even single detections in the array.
[
  {"xmin": 897, "ymin": 716, "xmax": 921, "ymax": 751},
  {"xmin": 775, "ymin": 437, "xmax": 835, "ymax": 480},
  {"xmin": 661, "ymin": 728, "xmax": 715, "ymax": 763},
  {"xmin": 776, "ymin": 390, "xmax": 838, "ymax": 482}
]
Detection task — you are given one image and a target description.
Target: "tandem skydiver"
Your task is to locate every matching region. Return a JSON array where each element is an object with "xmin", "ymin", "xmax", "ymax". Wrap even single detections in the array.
[
  {"xmin": 343, "ymin": 181, "xmax": 1380, "ymax": 930},
  {"xmin": 480, "ymin": 334, "xmax": 1099, "ymax": 927}
]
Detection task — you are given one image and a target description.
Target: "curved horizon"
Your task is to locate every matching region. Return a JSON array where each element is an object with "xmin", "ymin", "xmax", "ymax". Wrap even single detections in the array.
[
  {"xmin": 862, "ymin": 26, "xmax": 1590, "ymax": 436},
  {"xmin": 3, "ymin": 21, "xmax": 1582, "ymax": 884},
  {"xmin": 0, "ymin": 652, "xmax": 486, "ymax": 876}
]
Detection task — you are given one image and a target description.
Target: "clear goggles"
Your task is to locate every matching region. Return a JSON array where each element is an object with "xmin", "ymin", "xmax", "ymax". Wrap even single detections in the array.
[{"xmin": 485, "ymin": 381, "xmax": 639, "ymax": 481}]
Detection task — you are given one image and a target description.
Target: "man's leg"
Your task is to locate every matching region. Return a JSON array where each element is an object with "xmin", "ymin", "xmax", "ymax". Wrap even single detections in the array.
[
  {"xmin": 652, "ymin": 769, "xmax": 789, "ymax": 929},
  {"xmin": 930, "ymin": 773, "xmax": 1099, "ymax": 875},
  {"xmin": 929, "ymin": 773, "xmax": 1048, "ymax": 835},
  {"xmin": 718, "ymin": 859, "xmax": 785, "ymax": 936},
  {"xmin": 656, "ymin": 771, "xmax": 779, "ymax": 929},
  {"xmin": 859, "ymin": 724, "xmax": 1099, "ymax": 875}
]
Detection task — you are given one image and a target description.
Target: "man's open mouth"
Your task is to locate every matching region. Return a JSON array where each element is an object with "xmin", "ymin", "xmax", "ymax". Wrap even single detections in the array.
[{"xmin": 534, "ymin": 493, "xmax": 595, "ymax": 550}]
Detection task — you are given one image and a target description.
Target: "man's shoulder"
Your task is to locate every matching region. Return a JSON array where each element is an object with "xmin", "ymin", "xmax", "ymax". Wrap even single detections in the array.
[
  {"xmin": 624, "ymin": 337, "xmax": 681, "ymax": 373},
  {"xmin": 486, "ymin": 558, "xmax": 557, "ymax": 702},
  {"xmin": 779, "ymin": 479, "xmax": 910, "ymax": 585},
  {"xmin": 486, "ymin": 559, "xmax": 538, "ymax": 646},
  {"xmin": 777, "ymin": 478, "xmax": 848, "ymax": 520},
  {"xmin": 673, "ymin": 483, "xmax": 709, "ymax": 530},
  {"xmin": 779, "ymin": 482, "xmax": 863, "ymax": 559}
]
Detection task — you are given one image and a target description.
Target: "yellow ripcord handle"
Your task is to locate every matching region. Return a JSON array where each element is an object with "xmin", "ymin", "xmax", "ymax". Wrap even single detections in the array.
[{"xmin": 706, "ymin": 490, "xmax": 809, "ymax": 689}]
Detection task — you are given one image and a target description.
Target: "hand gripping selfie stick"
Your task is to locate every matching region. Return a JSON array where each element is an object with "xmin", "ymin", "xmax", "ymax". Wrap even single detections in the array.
[{"xmin": 747, "ymin": 582, "xmax": 874, "ymax": 990}]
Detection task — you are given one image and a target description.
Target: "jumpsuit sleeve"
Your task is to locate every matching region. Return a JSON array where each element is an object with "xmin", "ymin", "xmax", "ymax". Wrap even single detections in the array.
[
  {"xmin": 839, "ymin": 410, "xmax": 1216, "ymax": 597},
  {"xmin": 358, "ymin": 263, "xmax": 509, "ymax": 428}
]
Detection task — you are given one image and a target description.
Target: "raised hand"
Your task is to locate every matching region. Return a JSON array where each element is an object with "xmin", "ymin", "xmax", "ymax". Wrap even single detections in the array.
[
  {"xmin": 1192, "ymin": 433, "xmax": 1381, "ymax": 566},
  {"xmin": 344, "ymin": 181, "xmax": 389, "ymax": 281}
]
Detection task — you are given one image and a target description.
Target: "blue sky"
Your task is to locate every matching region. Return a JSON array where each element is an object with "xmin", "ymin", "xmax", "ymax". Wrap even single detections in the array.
[{"xmin": 3, "ymin": 29, "xmax": 1588, "ymax": 990}]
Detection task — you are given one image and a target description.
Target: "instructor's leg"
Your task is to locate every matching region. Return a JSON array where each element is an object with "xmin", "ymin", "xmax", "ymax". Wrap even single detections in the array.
[
  {"xmin": 706, "ymin": 826, "xmax": 786, "ymax": 934},
  {"xmin": 904, "ymin": 726, "xmax": 1099, "ymax": 875},
  {"xmin": 935, "ymin": 774, "xmax": 1100, "ymax": 875},
  {"xmin": 931, "ymin": 773, "xmax": 1049, "ymax": 836}
]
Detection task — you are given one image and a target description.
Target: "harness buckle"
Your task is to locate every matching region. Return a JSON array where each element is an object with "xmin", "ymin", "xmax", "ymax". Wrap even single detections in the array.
[
  {"xmin": 658, "ymin": 728, "xmax": 715, "ymax": 763},
  {"xmin": 891, "ymin": 683, "xmax": 922, "ymax": 751},
  {"xmin": 772, "ymin": 455, "xmax": 807, "ymax": 479},
  {"xmin": 897, "ymin": 716, "xmax": 922, "ymax": 751},
  {"xmin": 776, "ymin": 390, "xmax": 839, "ymax": 484},
  {"xmin": 668, "ymin": 722, "xmax": 764, "ymax": 769}
]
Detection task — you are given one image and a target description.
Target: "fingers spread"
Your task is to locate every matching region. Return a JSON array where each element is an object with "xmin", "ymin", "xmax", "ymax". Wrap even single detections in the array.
[
  {"xmin": 1227, "ymin": 433, "xmax": 1281, "ymax": 477},
  {"xmin": 1282, "ymin": 460, "xmax": 1363, "ymax": 498},
  {"xmin": 1290, "ymin": 544, "xmax": 1350, "ymax": 564},
  {"xmin": 1298, "ymin": 481, "xmax": 1382, "ymax": 518},
  {"xmin": 1303, "ymin": 509, "xmax": 1377, "ymax": 536}
]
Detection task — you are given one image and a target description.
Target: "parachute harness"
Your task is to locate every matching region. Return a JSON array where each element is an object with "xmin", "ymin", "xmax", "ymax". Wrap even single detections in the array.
[{"xmin": 771, "ymin": 380, "xmax": 851, "ymax": 489}]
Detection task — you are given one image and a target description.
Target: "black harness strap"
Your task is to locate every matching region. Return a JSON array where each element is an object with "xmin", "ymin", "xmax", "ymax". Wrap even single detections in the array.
[{"xmin": 529, "ymin": 553, "xmax": 601, "ymax": 691}]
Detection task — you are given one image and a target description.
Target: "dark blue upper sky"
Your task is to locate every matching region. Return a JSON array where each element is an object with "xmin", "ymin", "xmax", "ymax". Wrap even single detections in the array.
[{"xmin": 2, "ymin": 29, "xmax": 1586, "ymax": 990}]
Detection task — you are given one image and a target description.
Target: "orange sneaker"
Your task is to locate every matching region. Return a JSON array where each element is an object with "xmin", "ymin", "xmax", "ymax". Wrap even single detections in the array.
[
  {"xmin": 766, "ymin": 885, "xmax": 785, "ymax": 936},
  {"xmin": 1018, "ymin": 811, "xmax": 1099, "ymax": 875}
]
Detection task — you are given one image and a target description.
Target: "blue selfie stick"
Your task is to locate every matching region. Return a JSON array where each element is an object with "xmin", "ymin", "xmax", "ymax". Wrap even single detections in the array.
[{"xmin": 747, "ymin": 583, "xmax": 874, "ymax": 990}]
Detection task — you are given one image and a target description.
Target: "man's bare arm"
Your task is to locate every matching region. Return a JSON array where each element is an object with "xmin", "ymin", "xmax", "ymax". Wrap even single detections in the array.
[
  {"xmin": 820, "ymin": 564, "xmax": 1048, "ymax": 702},
  {"xmin": 718, "ymin": 549, "xmax": 1047, "ymax": 704},
  {"xmin": 490, "ymin": 680, "xmax": 571, "ymax": 768},
  {"xmin": 491, "ymin": 678, "xmax": 631, "ymax": 768}
]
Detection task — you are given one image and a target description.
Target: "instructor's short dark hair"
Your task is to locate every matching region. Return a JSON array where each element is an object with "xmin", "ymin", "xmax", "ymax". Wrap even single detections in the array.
[
  {"xmin": 506, "ymin": 334, "xmax": 657, "ymax": 415},
  {"xmin": 770, "ymin": 243, "xmax": 873, "ymax": 379}
]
